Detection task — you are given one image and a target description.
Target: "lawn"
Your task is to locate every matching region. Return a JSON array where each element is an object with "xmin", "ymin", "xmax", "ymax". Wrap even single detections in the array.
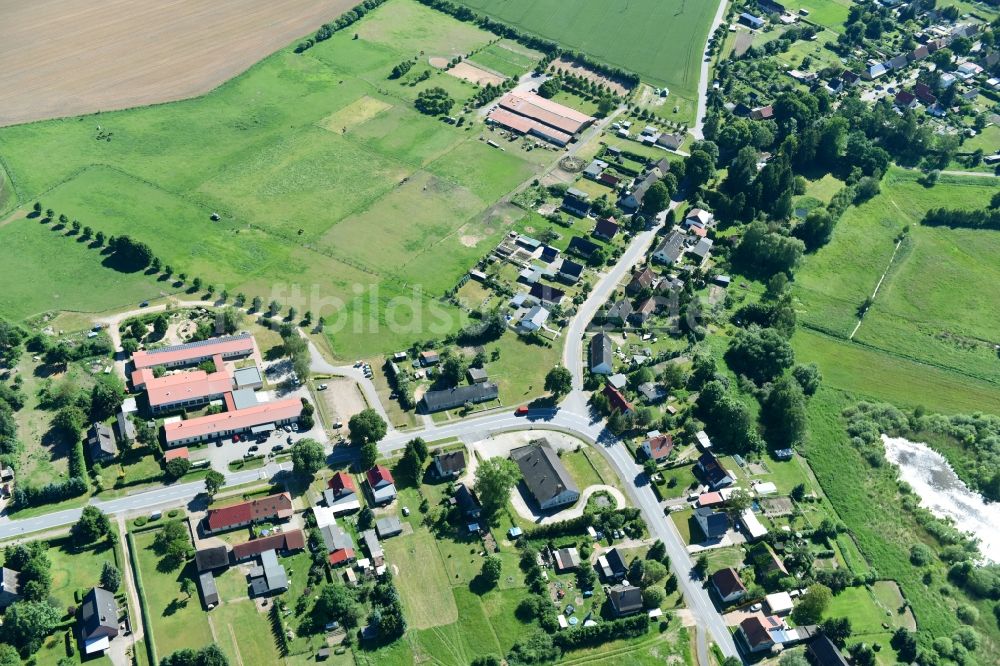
[
  {"xmin": 778, "ymin": 0, "xmax": 854, "ymax": 31},
  {"xmin": 559, "ymin": 448, "xmax": 605, "ymax": 489},
  {"xmin": 824, "ymin": 585, "xmax": 912, "ymax": 636},
  {"xmin": 0, "ymin": 215, "xmax": 168, "ymax": 320},
  {"xmin": 47, "ymin": 537, "xmax": 118, "ymax": 611},
  {"xmin": 0, "ymin": 0, "xmax": 544, "ymax": 360},
  {"xmin": 451, "ymin": 0, "xmax": 719, "ymax": 101},
  {"xmin": 133, "ymin": 529, "xmax": 214, "ymax": 657},
  {"xmin": 383, "ymin": 529, "xmax": 458, "ymax": 629},
  {"xmin": 210, "ymin": 599, "xmax": 283, "ymax": 666},
  {"xmin": 467, "ymin": 40, "xmax": 541, "ymax": 78}
]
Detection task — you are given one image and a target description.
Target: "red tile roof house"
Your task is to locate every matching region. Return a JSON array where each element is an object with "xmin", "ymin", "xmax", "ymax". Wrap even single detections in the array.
[
  {"xmin": 366, "ymin": 465, "xmax": 397, "ymax": 505},
  {"xmin": 603, "ymin": 384, "xmax": 633, "ymax": 414},
  {"xmin": 328, "ymin": 472, "xmax": 356, "ymax": 497},
  {"xmin": 204, "ymin": 492, "xmax": 294, "ymax": 534},
  {"xmin": 641, "ymin": 432, "xmax": 674, "ymax": 461},
  {"xmin": 164, "ymin": 396, "xmax": 303, "ymax": 446},
  {"xmin": 231, "ymin": 529, "xmax": 305, "ymax": 560},
  {"xmin": 739, "ymin": 616, "xmax": 779, "ymax": 653}
]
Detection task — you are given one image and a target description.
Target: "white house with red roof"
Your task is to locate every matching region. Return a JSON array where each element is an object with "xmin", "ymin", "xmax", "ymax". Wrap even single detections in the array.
[{"xmin": 366, "ymin": 466, "xmax": 396, "ymax": 505}]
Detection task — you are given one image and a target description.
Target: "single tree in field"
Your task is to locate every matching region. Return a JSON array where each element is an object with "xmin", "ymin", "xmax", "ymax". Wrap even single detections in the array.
[
  {"xmin": 481, "ymin": 556, "xmax": 502, "ymax": 587},
  {"xmin": 32, "ymin": 202, "xmax": 42, "ymax": 215},
  {"xmin": 180, "ymin": 577, "xmax": 195, "ymax": 599}
]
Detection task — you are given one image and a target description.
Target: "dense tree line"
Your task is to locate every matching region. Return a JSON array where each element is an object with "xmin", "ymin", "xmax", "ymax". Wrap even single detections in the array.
[
  {"xmin": 294, "ymin": 0, "xmax": 389, "ymax": 53},
  {"xmin": 923, "ymin": 206, "xmax": 1000, "ymax": 231}
]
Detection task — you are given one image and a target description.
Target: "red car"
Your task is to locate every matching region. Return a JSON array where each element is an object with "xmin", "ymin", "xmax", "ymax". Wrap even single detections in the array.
[
  {"xmin": 232, "ymin": 434, "xmax": 240, "ymax": 443},
  {"xmin": 515, "ymin": 406, "xmax": 529, "ymax": 416}
]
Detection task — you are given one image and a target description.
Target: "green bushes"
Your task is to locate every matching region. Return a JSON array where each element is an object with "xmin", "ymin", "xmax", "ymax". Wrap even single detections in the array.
[
  {"xmin": 294, "ymin": 0, "xmax": 390, "ymax": 53},
  {"xmin": 553, "ymin": 614, "xmax": 649, "ymax": 650}
]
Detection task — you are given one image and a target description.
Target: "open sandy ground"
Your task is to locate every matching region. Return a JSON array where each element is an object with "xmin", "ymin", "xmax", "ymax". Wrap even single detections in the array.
[{"xmin": 0, "ymin": 0, "xmax": 356, "ymax": 127}]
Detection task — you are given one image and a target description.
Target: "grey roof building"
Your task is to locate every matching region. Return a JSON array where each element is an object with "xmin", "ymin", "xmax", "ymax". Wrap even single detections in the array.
[
  {"xmin": 0, "ymin": 567, "xmax": 21, "ymax": 608},
  {"xmin": 86, "ymin": 423, "xmax": 118, "ymax": 461},
  {"xmin": 510, "ymin": 440, "xmax": 580, "ymax": 511},
  {"xmin": 466, "ymin": 367, "xmax": 488, "ymax": 384},
  {"xmin": 195, "ymin": 546, "xmax": 230, "ymax": 572},
  {"xmin": 80, "ymin": 587, "xmax": 119, "ymax": 654},
  {"xmin": 249, "ymin": 550, "xmax": 288, "ymax": 596},
  {"xmin": 375, "ymin": 516, "xmax": 403, "ymax": 539},
  {"xmin": 608, "ymin": 584, "xmax": 644, "ymax": 616},
  {"xmin": 589, "ymin": 333, "xmax": 613, "ymax": 375},
  {"xmin": 605, "ymin": 299, "xmax": 633, "ymax": 325},
  {"xmin": 653, "ymin": 229, "xmax": 687, "ymax": 265},
  {"xmin": 320, "ymin": 524, "xmax": 355, "ymax": 553},
  {"xmin": 198, "ymin": 571, "xmax": 220, "ymax": 608},
  {"xmin": 422, "ymin": 382, "xmax": 499, "ymax": 413},
  {"xmin": 568, "ymin": 236, "xmax": 600, "ymax": 259},
  {"xmin": 362, "ymin": 529, "xmax": 384, "ymax": 562},
  {"xmin": 115, "ymin": 410, "xmax": 136, "ymax": 444},
  {"xmin": 453, "ymin": 483, "xmax": 481, "ymax": 518},
  {"xmin": 233, "ymin": 365, "xmax": 264, "ymax": 390},
  {"xmin": 433, "ymin": 450, "xmax": 466, "ymax": 478}
]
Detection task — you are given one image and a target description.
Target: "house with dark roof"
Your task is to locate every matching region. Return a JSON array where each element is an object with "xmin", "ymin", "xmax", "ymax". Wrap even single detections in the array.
[
  {"xmin": 739, "ymin": 12, "xmax": 766, "ymax": 29},
  {"xmin": 510, "ymin": 440, "xmax": 580, "ymax": 511},
  {"xmin": 433, "ymin": 450, "xmax": 466, "ymax": 478},
  {"xmin": 529, "ymin": 282, "xmax": 566, "ymax": 305},
  {"xmin": 638, "ymin": 382, "xmax": 667, "ymax": 404},
  {"xmin": 690, "ymin": 237, "xmax": 714, "ymax": 263},
  {"xmin": 697, "ymin": 452, "xmax": 734, "ymax": 489},
  {"xmin": 362, "ymin": 529, "xmax": 384, "ymax": 564},
  {"xmin": 739, "ymin": 616, "xmax": 777, "ymax": 653},
  {"xmin": 630, "ymin": 298, "xmax": 656, "ymax": 324},
  {"xmin": 593, "ymin": 217, "xmax": 620, "ymax": 241},
  {"xmin": 626, "ymin": 267, "xmax": 657, "ymax": 296},
  {"xmin": 558, "ymin": 259, "xmax": 584, "ymax": 284},
  {"xmin": 205, "ymin": 492, "xmax": 293, "ymax": 533},
  {"xmin": 198, "ymin": 571, "xmax": 219, "ymax": 608},
  {"xmin": 608, "ymin": 584, "xmax": 644, "ymax": 616},
  {"xmin": 694, "ymin": 507, "xmax": 730, "ymax": 540},
  {"xmin": 87, "ymin": 422, "xmax": 118, "ymax": 462},
  {"xmin": 568, "ymin": 236, "xmax": 601, "ymax": 259},
  {"xmin": 562, "ymin": 189, "xmax": 591, "ymax": 217},
  {"xmin": 80, "ymin": 587, "xmax": 119, "ymax": 654},
  {"xmin": 597, "ymin": 547, "xmax": 628, "ymax": 581},
  {"xmin": 604, "ymin": 299, "xmax": 633, "ymax": 325},
  {"xmin": 115, "ymin": 410, "xmax": 136, "ymax": 445},
  {"xmin": 652, "ymin": 229, "xmax": 686, "ymax": 265},
  {"xmin": 808, "ymin": 633, "xmax": 850, "ymax": 666},
  {"xmin": 421, "ymin": 382, "xmax": 499, "ymax": 414},
  {"xmin": 589, "ymin": 333, "xmax": 613, "ymax": 376},
  {"xmin": 657, "ymin": 133, "xmax": 683, "ymax": 150},
  {"xmin": 553, "ymin": 547, "xmax": 580, "ymax": 571},
  {"xmin": 603, "ymin": 383, "xmax": 633, "ymax": 414},
  {"xmin": 195, "ymin": 546, "xmax": 230, "ymax": 572},
  {"xmin": 453, "ymin": 483, "xmax": 482, "ymax": 518},
  {"xmin": 540, "ymin": 245, "xmax": 560, "ymax": 263},
  {"xmin": 0, "ymin": 567, "xmax": 21, "ymax": 609},
  {"xmin": 711, "ymin": 568, "xmax": 747, "ymax": 603},
  {"xmin": 619, "ymin": 169, "xmax": 664, "ymax": 212},
  {"xmin": 894, "ymin": 90, "xmax": 918, "ymax": 109},
  {"xmin": 231, "ymin": 529, "xmax": 306, "ymax": 561}
]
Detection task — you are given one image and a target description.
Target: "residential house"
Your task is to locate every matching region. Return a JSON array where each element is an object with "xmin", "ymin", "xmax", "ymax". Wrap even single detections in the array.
[
  {"xmin": 589, "ymin": 333, "xmax": 614, "ymax": 375},
  {"xmin": 603, "ymin": 383, "xmax": 633, "ymax": 414},
  {"xmin": 519, "ymin": 304, "xmax": 550, "ymax": 333},
  {"xmin": 597, "ymin": 548, "xmax": 628, "ymax": 581},
  {"xmin": 195, "ymin": 546, "xmax": 230, "ymax": 572},
  {"xmin": 710, "ymin": 568, "xmax": 747, "ymax": 603},
  {"xmin": 619, "ymin": 168, "xmax": 664, "ymax": 212},
  {"xmin": 652, "ymin": 229, "xmax": 687, "ymax": 265},
  {"xmin": 231, "ymin": 529, "xmax": 306, "ymax": 561},
  {"xmin": 510, "ymin": 439, "xmax": 581, "ymax": 511},
  {"xmin": 433, "ymin": 450, "xmax": 467, "ymax": 478},
  {"xmin": 914, "ymin": 82, "xmax": 937, "ymax": 105},
  {"xmin": 553, "ymin": 547, "xmax": 581, "ymax": 572},
  {"xmin": 366, "ymin": 465, "xmax": 397, "ymax": 505},
  {"xmin": 766, "ymin": 591, "xmax": 794, "ymax": 615},
  {"xmin": 320, "ymin": 523, "xmax": 356, "ymax": 566},
  {"xmin": 864, "ymin": 62, "xmax": 889, "ymax": 79},
  {"xmin": 697, "ymin": 452, "xmax": 734, "ymax": 489},
  {"xmin": 467, "ymin": 367, "xmax": 488, "ymax": 384},
  {"xmin": 375, "ymin": 516, "xmax": 403, "ymax": 539},
  {"xmin": 637, "ymin": 382, "xmax": 667, "ymax": 404},
  {"xmin": 641, "ymin": 431, "xmax": 674, "ymax": 461},
  {"xmin": 115, "ymin": 410, "xmax": 136, "ymax": 446},
  {"xmin": 608, "ymin": 373, "xmax": 628, "ymax": 391},
  {"xmin": 689, "ymin": 238, "xmax": 714, "ymax": 264},
  {"xmin": 540, "ymin": 245, "xmax": 560, "ymax": 263},
  {"xmin": 362, "ymin": 529, "xmax": 384, "ymax": 564},
  {"xmin": 205, "ymin": 492, "xmax": 293, "ymax": 533},
  {"xmin": 420, "ymin": 350, "xmax": 440, "ymax": 366},
  {"xmin": 80, "ymin": 587, "xmax": 119, "ymax": 654},
  {"xmin": 421, "ymin": 382, "xmax": 499, "ymax": 413},
  {"xmin": 604, "ymin": 299, "xmax": 633, "ymax": 325},
  {"xmin": 248, "ymin": 550, "xmax": 289, "ymax": 596},
  {"xmin": 562, "ymin": 188, "xmax": 591, "ymax": 217},
  {"xmin": 841, "ymin": 70, "xmax": 860, "ymax": 86},
  {"xmin": 568, "ymin": 236, "xmax": 601, "ymax": 259},
  {"xmin": 593, "ymin": 217, "xmax": 621, "ymax": 241},
  {"xmin": 750, "ymin": 105, "xmax": 774, "ymax": 120},
  {"xmin": 324, "ymin": 472, "xmax": 361, "ymax": 514},
  {"xmin": 894, "ymin": 90, "xmax": 918, "ymax": 109},
  {"xmin": 558, "ymin": 259, "xmax": 584, "ymax": 284},
  {"xmin": 694, "ymin": 507, "xmax": 730, "ymax": 540},
  {"xmin": 630, "ymin": 298, "xmax": 656, "ymax": 325},
  {"xmin": 583, "ymin": 159, "xmax": 607, "ymax": 180},
  {"xmin": 453, "ymin": 483, "xmax": 482, "ymax": 518},
  {"xmin": 0, "ymin": 567, "xmax": 21, "ymax": 608},
  {"xmin": 684, "ymin": 208, "xmax": 714, "ymax": 231},
  {"xmin": 86, "ymin": 422, "xmax": 118, "ymax": 461},
  {"xmin": 739, "ymin": 12, "xmax": 766, "ymax": 29},
  {"xmin": 657, "ymin": 133, "xmax": 683, "ymax": 150},
  {"xmin": 739, "ymin": 616, "xmax": 777, "ymax": 653},
  {"xmin": 740, "ymin": 508, "xmax": 769, "ymax": 541},
  {"xmin": 608, "ymin": 584, "xmax": 644, "ymax": 616},
  {"xmin": 807, "ymin": 634, "xmax": 850, "ymax": 666},
  {"xmin": 198, "ymin": 571, "xmax": 219, "ymax": 609},
  {"xmin": 626, "ymin": 267, "xmax": 657, "ymax": 296},
  {"xmin": 888, "ymin": 54, "xmax": 909, "ymax": 71},
  {"xmin": 529, "ymin": 282, "xmax": 566, "ymax": 305},
  {"xmin": 909, "ymin": 44, "xmax": 930, "ymax": 62}
]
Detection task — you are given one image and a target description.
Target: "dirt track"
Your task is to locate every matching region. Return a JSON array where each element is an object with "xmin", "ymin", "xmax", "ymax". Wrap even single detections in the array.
[{"xmin": 0, "ymin": 0, "xmax": 356, "ymax": 127}]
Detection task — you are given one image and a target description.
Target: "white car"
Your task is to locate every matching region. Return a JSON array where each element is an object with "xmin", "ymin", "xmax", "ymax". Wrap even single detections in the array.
[
  {"xmin": 750, "ymin": 603, "xmax": 762, "ymax": 612},
  {"xmin": 317, "ymin": 384, "xmax": 328, "ymax": 390}
]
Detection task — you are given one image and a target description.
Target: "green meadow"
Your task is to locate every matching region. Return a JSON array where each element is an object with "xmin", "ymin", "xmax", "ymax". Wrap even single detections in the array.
[
  {"xmin": 0, "ymin": 0, "xmax": 545, "ymax": 358},
  {"xmin": 793, "ymin": 169, "xmax": 1000, "ymax": 410},
  {"xmin": 451, "ymin": 0, "xmax": 718, "ymax": 101}
]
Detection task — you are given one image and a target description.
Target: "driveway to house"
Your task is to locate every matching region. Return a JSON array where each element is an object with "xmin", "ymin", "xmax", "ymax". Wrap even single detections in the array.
[{"xmin": 509, "ymin": 483, "xmax": 626, "ymax": 525}]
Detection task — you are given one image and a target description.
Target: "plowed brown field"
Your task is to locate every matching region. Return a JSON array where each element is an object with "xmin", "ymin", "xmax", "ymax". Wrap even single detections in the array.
[{"xmin": 0, "ymin": 0, "xmax": 354, "ymax": 127}]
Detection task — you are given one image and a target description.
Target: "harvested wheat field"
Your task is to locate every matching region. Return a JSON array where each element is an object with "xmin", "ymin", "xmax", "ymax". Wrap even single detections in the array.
[{"xmin": 0, "ymin": 0, "xmax": 355, "ymax": 127}]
